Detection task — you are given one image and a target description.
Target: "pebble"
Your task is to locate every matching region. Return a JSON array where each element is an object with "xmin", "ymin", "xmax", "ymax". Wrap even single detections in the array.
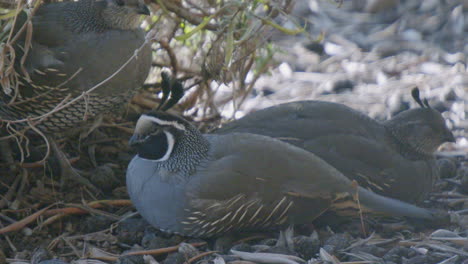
[
  {"xmin": 348, "ymin": 245, "xmax": 387, "ymax": 260},
  {"xmin": 214, "ymin": 236, "xmax": 236, "ymax": 253},
  {"xmin": 383, "ymin": 247, "xmax": 413, "ymax": 262},
  {"xmin": 259, "ymin": 238, "xmax": 278, "ymax": 246},
  {"xmin": 163, "ymin": 252, "xmax": 186, "ymax": 264},
  {"xmin": 331, "ymin": 79, "xmax": 355, "ymax": 93},
  {"xmin": 38, "ymin": 260, "xmax": 69, "ymax": 264},
  {"xmin": 457, "ymin": 166, "xmax": 468, "ymax": 194},
  {"xmin": 403, "ymin": 254, "xmax": 446, "ymax": 264},
  {"xmin": 322, "ymin": 233, "xmax": 352, "ymax": 255},
  {"xmin": 142, "ymin": 232, "xmax": 182, "ymax": 250},
  {"xmin": 88, "ymin": 164, "xmax": 119, "ymax": 192},
  {"xmin": 116, "ymin": 218, "xmax": 150, "ymax": 246},
  {"xmin": 81, "ymin": 215, "xmax": 114, "ymax": 233},
  {"xmin": 230, "ymin": 243, "xmax": 254, "ymax": 252},
  {"xmin": 303, "ymin": 42, "xmax": 325, "ymax": 55},
  {"xmin": 31, "ymin": 248, "xmax": 49, "ymax": 264},
  {"xmin": 116, "ymin": 255, "xmax": 145, "ymax": 264},
  {"xmin": 430, "ymin": 229, "xmax": 460, "ymax": 238},
  {"xmin": 437, "ymin": 158, "xmax": 458, "ymax": 178},
  {"xmin": 257, "ymin": 245, "xmax": 296, "ymax": 256},
  {"xmin": 293, "ymin": 235, "xmax": 320, "ymax": 259},
  {"xmin": 178, "ymin": 242, "xmax": 199, "ymax": 259}
]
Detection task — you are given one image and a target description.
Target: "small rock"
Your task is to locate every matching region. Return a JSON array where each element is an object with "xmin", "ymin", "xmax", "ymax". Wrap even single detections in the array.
[
  {"xmin": 163, "ymin": 252, "xmax": 186, "ymax": 264},
  {"xmin": 365, "ymin": 0, "xmax": 400, "ymax": 13},
  {"xmin": 403, "ymin": 255, "xmax": 428, "ymax": 264},
  {"xmin": 31, "ymin": 248, "xmax": 49, "ymax": 264},
  {"xmin": 142, "ymin": 232, "xmax": 182, "ymax": 250},
  {"xmin": 214, "ymin": 236, "xmax": 236, "ymax": 253},
  {"xmin": 430, "ymin": 229, "xmax": 460, "ymax": 238},
  {"xmin": 258, "ymin": 238, "xmax": 277, "ymax": 246},
  {"xmin": 437, "ymin": 158, "xmax": 458, "ymax": 178},
  {"xmin": 250, "ymin": 245, "xmax": 270, "ymax": 252},
  {"xmin": 81, "ymin": 215, "xmax": 114, "ymax": 233},
  {"xmin": 113, "ymin": 186, "xmax": 130, "ymax": 198},
  {"xmin": 349, "ymin": 245, "xmax": 386, "ymax": 260},
  {"xmin": 230, "ymin": 243, "xmax": 253, "ymax": 252},
  {"xmin": 431, "ymin": 101, "xmax": 449, "ymax": 113},
  {"xmin": 444, "ymin": 89, "xmax": 458, "ymax": 101},
  {"xmin": 457, "ymin": 167, "xmax": 468, "ymax": 194},
  {"xmin": 303, "ymin": 42, "xmax": 325, "ymax": 55},
  {"xmin": 116, "ymin": 255, "xmax": 145, "ymax": 264},
  {"xmin": 383, "ymin": 247, "xmax": 415, "ymax": 263},
  {"xmin": 88, "ymin": 164, "xmax": 119, "ymax": 192},
  {"xmin": 116, "ymin": 218, "xmax": 149, "ymax": 245},
  {"xmin": 257, "ymin": 245, "xmax": 295, "ymax": 256},
  {"xmin": 322, "ymin": 233, "xmax": 352, "ymax": 255},
  {"xmin": 331, "ymin": 80, "xmax": 355, "ymax": 93},
  {"xmin": 178, "ymin": 242, "xmax": 199, "ymax": 259},
  {"xmin": 403, "ymin": 254, "xmax": 445, "ymax": 264},
  {"xmin": 293, "ymin": 235, "xmax": 320, "ymax": 259},
  {"xmin": 38, "ymin": 260, "xmax": 69, "ymax": 264},
  {"xmin": 218, "ymin": 255, "xmax": 240, "ymax": 262}
]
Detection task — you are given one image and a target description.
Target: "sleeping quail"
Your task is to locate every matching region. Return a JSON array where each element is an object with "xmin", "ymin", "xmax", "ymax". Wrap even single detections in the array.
[
  {"xmin": 126, "ymin": 110, "xmax": 445, "ymax": 238},
  {"xmin": 2, "ymin": 0, "xmax": 151, "ymax": 131},
  {"xmin": 217, "ymin": 88, "xmax": 455, "ymax": 203},
  {"xmin": 1, "ymin": 0, "xmax": 151, "ymax": 187}
]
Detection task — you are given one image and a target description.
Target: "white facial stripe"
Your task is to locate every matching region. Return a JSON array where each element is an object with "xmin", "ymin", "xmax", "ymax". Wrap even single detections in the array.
[
  {"xmin": 159, "ymin": 131, "xmax": 175, "ymax": 161},
  {"xmin": 140, "ymin": 114, "xmax": 186, "ymax": 131}
]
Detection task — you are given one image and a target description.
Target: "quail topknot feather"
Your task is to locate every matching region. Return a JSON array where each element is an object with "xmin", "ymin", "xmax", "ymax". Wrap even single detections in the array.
[
  {"xmin": 216, "ymin": 88, "xmax": 455, "ymax": 203},
  {"xmin": 126, "ymin": 106, "xmax": 447, "ymax": 238}
]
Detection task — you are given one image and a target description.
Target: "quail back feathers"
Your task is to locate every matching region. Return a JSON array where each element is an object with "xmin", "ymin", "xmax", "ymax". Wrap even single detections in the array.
[
  {"xmin": 1, "ymin": 0, "xmax": 152, "ymax": 132},
  {"xmin": 126, "ymin": 110, "xmax": 446, "ymax": 238},
  {"xmin": 216, "ymin": 88, "xmax": 455, "ymax": 203}
]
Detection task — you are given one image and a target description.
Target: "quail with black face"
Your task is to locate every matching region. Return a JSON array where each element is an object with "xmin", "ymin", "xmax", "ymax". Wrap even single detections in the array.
[
  {"xmin": 126, "ymin": 110, "xmax": 445, "ymax": 238},
  {"xmin": 217, "ymin": 88, "xmax": 455, "ymax": 203}
]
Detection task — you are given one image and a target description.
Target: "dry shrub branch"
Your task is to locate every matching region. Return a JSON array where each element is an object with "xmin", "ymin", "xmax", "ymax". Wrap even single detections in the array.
[{"xmin": 0, "ymin": 0, "xmax": 301, "ymax": 161}]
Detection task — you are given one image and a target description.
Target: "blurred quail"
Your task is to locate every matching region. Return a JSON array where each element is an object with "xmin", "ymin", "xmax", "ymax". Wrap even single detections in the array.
[
  {"xmin": 126, "ymin": 110, "xmax": 444, "ymax": 238},
  {"xmin": 0, "ymin": 0, "xmax": 151, "ymax": 189},
  {"xmin": 217, "ymin": 88, "xmax": 455, "ymax": 203},
  {"xmin": 1, "ymin": 0, "xmax": 151, "ymax": 132}
]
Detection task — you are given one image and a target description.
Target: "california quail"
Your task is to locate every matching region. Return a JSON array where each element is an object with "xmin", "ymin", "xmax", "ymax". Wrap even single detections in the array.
[
  {"xmin": 1, "ymin": 0, "xmax": 151, "ymax": 187},
  {"xmin": 216, "ymin": 88, "xmax": 455, "ymax": 203},
  {"xmin": 126, "ymin": 110, "xmax": 444, "ymax": 238},
  {"xmin": 1, "ymin": 0, "xmax": 151, "ymax": 132}
]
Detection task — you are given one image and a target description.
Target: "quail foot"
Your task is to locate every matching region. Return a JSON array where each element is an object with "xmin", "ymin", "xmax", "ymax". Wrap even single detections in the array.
[
  {"xmin": 1, "ymin": 0, "xmax": 152, "ymax": 189},
  {"xmin": 126, "ymin": 111, "xmax": 446, "ymax": 238},
  {"xmin": 217, "ymin": 88, "xmax": 455, "ymax": 203}
]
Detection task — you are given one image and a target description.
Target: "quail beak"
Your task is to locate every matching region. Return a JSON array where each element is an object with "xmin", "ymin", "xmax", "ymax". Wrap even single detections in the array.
[
  {"xmin": 129, "ymin": 134, "xmax": 143, "ymax": 147},
  {"xmin": 137, "ymin": 5, "xmax": 150, "ymax": 15}
]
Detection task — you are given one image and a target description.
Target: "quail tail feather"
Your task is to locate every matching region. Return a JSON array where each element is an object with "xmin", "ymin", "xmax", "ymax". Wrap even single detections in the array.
[{"xmin": 356, "ymin": 187, "xmax": 447, "ymax": 221}]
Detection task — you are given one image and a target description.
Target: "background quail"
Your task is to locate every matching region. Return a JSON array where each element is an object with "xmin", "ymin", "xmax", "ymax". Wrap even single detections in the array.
[
  {"xmin": 216, "ymin": 88, "xmax": 455, "ymax": 203},
  {"xmin": 1, "ymin": 0, "xmax": 151, "ymax": 132},
  {"xmin": 0, "ymin": 0, "xmax": 152, "ymax": 187},
  {"xmin": 126, "ymin": 111, "xmax": 445, "ymax": 238}
]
